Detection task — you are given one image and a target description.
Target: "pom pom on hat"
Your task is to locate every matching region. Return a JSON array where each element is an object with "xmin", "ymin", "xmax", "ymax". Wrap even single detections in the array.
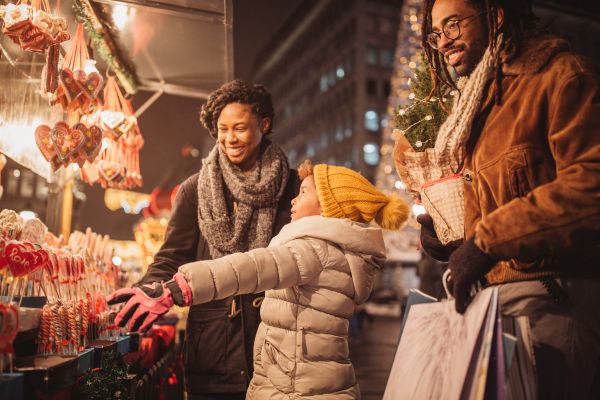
[
  {"xmin": 375, "ymin": 194, "xmax": 410, "ymax": 230},
  {"xmin": 313, "ymin": 164, "xmax": 409, "ymax": 229}
]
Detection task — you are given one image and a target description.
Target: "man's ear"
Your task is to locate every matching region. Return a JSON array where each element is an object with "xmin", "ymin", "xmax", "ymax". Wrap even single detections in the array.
[{"xmin": 260, "ymin": 117, "xmax": 271, "ymax": 134}]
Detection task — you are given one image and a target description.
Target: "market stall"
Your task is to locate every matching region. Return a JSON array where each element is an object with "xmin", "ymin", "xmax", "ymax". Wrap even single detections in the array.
[{"xmin": 0, "ymin": 0, "xmax": 233, "ymax": 398}]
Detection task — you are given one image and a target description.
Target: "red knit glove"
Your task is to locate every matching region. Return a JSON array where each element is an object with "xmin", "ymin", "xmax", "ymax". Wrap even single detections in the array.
[{"xmin": 106, "ymin": 282, "xmax": 174, "ymax": 332}]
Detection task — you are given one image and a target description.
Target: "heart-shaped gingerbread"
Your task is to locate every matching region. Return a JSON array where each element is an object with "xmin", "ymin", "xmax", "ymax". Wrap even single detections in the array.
[
  {"xmin": 77, "ymin": 70, "xmax": 104, "ymax": 100},
  {"xmin": 98, "ymin": 160, "xmax": 122, "ymax": 182},
  {"xmin": 74, "ymin": 123, "xmax": 103, "ymax": 162},
  {"xmin": 113, "ymin": 115, "xmax": 136, "ymax": 137},
  {"xmin": 59, "ymin": 69, "xmax": 85, "ymax": 106},
  {"xmin": 100, "ymin": 110, "xmax": 126, "ymax": 131},
  {"xmin": 51, "ymin": 121, "xmax": 87, "ymax": 162},
  {"xmin": 34, "ymin": 124, "xmax": 56, "ymax": 162}
]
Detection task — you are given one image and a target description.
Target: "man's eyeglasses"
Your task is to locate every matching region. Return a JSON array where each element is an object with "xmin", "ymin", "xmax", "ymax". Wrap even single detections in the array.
[{"xmin": 426, "ymin": 11, "xmax": 486, "ymax": 49}]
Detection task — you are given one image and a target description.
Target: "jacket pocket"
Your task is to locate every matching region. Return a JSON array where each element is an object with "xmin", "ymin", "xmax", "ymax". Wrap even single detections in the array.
[
  {"xmin": 263, "ymin": 339, "xmax": 296, "ymax": 376},
  {"xmin": 509, "ymin": 163, "xmax": 531, "ymax": 198},
  {"xmin": 184, "ymin": 310, "xmax": 229, "ymax": 376}
]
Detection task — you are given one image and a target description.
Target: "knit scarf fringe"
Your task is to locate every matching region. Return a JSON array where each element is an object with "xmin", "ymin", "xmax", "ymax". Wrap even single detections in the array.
[{"xmin": 197, "ymin": 139, "xmax": 290, "ymax": 258}]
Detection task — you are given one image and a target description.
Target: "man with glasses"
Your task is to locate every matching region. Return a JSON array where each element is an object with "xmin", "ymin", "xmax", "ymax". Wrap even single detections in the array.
[{"xmin": 414, "ymin": 0, "xmax": 600, "ymax": 397}]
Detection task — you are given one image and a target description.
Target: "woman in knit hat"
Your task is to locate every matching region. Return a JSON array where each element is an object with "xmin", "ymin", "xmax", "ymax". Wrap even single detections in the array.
[{"xmin": 112, "ymin": 160, "xmax": 408, "ymax": 399}]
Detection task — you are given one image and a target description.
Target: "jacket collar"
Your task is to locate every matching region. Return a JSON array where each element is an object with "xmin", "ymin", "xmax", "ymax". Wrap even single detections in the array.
[{"xmin": 501, "ymin": 35, "xmax": 570, "ymax": 76}]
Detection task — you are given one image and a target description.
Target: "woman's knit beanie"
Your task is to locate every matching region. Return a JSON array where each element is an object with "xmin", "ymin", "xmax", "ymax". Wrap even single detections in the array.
[{"xmin": 313, "ymin": 164, "xmax": 409, "ymax": 230}]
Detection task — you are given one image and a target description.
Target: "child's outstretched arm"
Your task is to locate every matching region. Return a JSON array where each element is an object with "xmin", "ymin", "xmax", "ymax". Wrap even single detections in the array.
[{"xmin": 175, "ymin": 238, "xmax": 325, "ymax": 306}]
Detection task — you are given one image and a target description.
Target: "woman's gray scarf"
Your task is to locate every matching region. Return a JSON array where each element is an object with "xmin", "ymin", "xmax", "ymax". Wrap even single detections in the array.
[{"xmin": 197, "ymin": 139, "xmax": 290, "ymax": 259}]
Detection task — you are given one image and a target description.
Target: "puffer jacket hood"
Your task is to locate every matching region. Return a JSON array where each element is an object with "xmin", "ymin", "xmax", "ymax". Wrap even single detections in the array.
[{"xmin": 270, "ymin": 216, "xmax": 386, "ymax": 303}]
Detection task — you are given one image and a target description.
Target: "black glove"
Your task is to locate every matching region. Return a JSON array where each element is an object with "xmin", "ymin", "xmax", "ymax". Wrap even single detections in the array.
[
  {"xmin": 447, "ymin": 236, "xmax": 496, "ymax": 314},
  {"xmin": 417, "ymin": 213, "xmax": 462, "ymax": 262}
]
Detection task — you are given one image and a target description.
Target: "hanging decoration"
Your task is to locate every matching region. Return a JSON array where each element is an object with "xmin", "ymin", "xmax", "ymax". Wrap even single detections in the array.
[
  {"xmin": 33, "ymin": 23, "xmax": 105, "ymax": 171},
  {"xmin": 34, "ymin": 118, "xmax": 103, "ymax": 171},
  {"xmin": 51, "ymin": 22, "xmax": 104, "ymax": 112},
  {"xmin": 0, "ymin": 0, "xmax": 69, "ymax": 98},
  {"xmin": 81, "ymin": 75, "xmax": 143, "ymax": 189},
  {"xmin": 73, "ymin": 0, "xmax": 138, "ymax": 94},
  {"xmin": 0, "ymin": 0, "xmax": 69, "ymax": 54}
]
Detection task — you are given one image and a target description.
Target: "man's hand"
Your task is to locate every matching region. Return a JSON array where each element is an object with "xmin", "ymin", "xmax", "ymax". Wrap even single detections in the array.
[
  {"xmin": 106, "ymin": 282, "xmax": 174, "ymax": 332},
  {"xmin": 417, "ymin": 213, "xmax": 462, "ymax": 262},
  {"xmin": 447, "ymin": 237, "xmax": 496, "ymax": 314}
]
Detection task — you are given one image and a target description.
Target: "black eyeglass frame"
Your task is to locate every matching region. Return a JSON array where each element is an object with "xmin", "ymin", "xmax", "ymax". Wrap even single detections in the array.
[{"xmin": 426, "ymin": 11, "xmax": 487, "ymax": 49}]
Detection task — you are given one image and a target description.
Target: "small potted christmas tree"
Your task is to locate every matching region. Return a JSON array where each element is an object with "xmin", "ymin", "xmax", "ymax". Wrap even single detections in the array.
[{"xmin": 392, "ymin": 54, "xmax": 465, "ymax": 245}]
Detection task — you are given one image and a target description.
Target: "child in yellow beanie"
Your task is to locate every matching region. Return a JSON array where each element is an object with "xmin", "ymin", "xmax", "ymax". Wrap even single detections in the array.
[
  {"xmin": 293, "ymin": 160, "xmax": 409, "ymax": 229},
  {"xmin": 112, "ymin": 161, "xmax": 408, "ymax": 399}
]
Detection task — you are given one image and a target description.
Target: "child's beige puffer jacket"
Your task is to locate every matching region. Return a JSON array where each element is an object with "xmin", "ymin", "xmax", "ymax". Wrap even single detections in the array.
[{"xmin": 178, "ymin": 215, "xmax": 386, "ymax": 399}]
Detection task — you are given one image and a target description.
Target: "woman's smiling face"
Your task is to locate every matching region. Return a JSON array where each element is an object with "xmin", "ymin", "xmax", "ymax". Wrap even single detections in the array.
[{"xmin": 217, "ymin": 102, "xmax": 270, "ymax": 172}]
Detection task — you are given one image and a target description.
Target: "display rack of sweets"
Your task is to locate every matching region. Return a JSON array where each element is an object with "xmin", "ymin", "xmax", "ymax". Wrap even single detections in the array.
[{"xmin": 0, "ymin": 210, "xmax": 123, "ymax": 361}]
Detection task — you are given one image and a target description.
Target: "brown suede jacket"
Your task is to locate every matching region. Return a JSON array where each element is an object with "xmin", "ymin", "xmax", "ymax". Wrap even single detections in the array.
[{"xmin": 463, "ymin": 36, "xmax": 600, "ymax": 284}]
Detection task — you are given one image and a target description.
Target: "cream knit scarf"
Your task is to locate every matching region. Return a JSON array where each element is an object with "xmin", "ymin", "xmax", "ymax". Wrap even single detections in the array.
[
  {"xmin": 434, "ymin": 39, "xmax": 502, "ymax": 172},
  {"xmin": 197, "ymin": 139, "xmax": 290, "ymax": 259}
]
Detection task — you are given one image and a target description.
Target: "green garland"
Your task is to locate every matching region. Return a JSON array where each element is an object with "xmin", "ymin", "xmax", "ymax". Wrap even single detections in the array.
[
  {"xmin": 73, "ymin": 0, "xmax": 138, "ymax": 94},
  {"xmin": 392, "ymin": 53, "xmax": 453, "ymax": 151},
  {"xmin": 78, "ymin": 351, "xmax": 131, "ymax": 400}
]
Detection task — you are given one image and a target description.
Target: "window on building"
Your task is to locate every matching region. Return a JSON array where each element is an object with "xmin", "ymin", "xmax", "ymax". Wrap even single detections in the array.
[
  {"xmin": 327, "ymin": 70, "xmax": 336, "ymax": 87},
  {"xmin": 307, "ymin": 142, "xmax": 316, "ymax": 158},
  {"xmin": 381, "ymin": 115, "xmax": 389, "ymax": 128},
  {"xmin": 383, "ymin": 81, "xmax": 391, "ymax": 97},
  {"xmin": 380, "ymin": 17, "xmax": 394, "ymax": 35},
  {"xmin": 363, "ymin": 142, "xmax": 380, "ymax": 166},
  {"xmin": 288, "ymin": 149, "xmax": 298, "ymax": 166},
  {"xmin": 320, "ymin": 74, "xmax": 328, "ymax": 92},
  {"xmin": 381, "ymin": 48, "xmax": 394, "ymax": 67},
  {"xmin": 366, "ymin": 79, "xmax": 377, "ymax": 96},
  {"xmin": 366, "ymin": 14, "xmax": 377, "ymax": 32},
  {"xmin": 320, "ymin": 133, "xmax": 329, "ymax": 150},
  {"xmin": 335, "ymin": 126, "xmax": 345, "ymax": 142},
  {"xmin": 364, "ymin": 110, "xmax": 379, "ymax": 131},
  {"xmin": 345, "ymin": 52, "xmax": 354, "ymax": 74},
  {"xmin": 366, "ymin": 46, "xmax": 378, "ymax": 65}
]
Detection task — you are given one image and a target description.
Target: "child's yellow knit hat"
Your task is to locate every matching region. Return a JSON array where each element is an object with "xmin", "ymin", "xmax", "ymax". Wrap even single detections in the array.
[{"xmin": 313, "ymin": 164, "xmax": 409, "ymax": 230}]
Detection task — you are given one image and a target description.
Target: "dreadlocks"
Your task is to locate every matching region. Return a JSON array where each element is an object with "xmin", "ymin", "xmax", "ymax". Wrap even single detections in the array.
[{"xmin": 421, "ymin": 0, "xmax": 542, "ymax": 104}]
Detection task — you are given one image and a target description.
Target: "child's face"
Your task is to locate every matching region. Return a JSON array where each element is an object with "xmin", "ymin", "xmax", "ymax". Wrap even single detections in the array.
[{"xmin": 291, "ymin": 175, "xmax": 322, "ymax": 222}]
